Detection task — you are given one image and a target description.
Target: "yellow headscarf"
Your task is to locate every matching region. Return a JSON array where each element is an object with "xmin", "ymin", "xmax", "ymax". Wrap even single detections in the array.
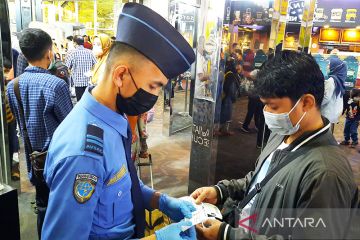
[{"xmin": 91, "ymin": 33, "xmax": 112, "ymax": 84}]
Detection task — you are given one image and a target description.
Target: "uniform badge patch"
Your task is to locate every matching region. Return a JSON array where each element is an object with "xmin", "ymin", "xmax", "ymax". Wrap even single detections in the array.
[
  {"xmin": 73, "ymin": 173, "xmax": 98, "ymax": 203},
  {"xmin": 107, "ymin": 164, "xmax": 128, "ymax": 186},
  {"xmin": 84, "ymin": 124, "xmax": 104, "ymax": 156}
]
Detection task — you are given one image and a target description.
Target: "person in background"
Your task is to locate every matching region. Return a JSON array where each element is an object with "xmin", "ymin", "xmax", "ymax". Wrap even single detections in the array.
[
  {"xmin": 91, "ymin": 33, "xmax": 112, "ymax": 85},
  {"xmin": 253, "ymin": 49, "xmax": 267, "ymax": 69},
  {"xmin": 240, "ymin": 70, "xmax": 262, "ymax": 134},
  {"xmin": 66, "ymin": 36, "xmax": 74, "ymax": 52},
  {"xmin": 321, "ymin": 57, "xmax": 346, "ymax": 132},
  {"xmin": 83, "ymin": 34, "xmax": 93, "ymax": 50},
  {"xmin": 233, "ymin": 49, "xmax": 243, "ymax": 63},
  {"xmin": 65, "ymin": 35, "xmax": 97, "ymax": 101},
  {"xmin": 242, "ymin": 48, "xmax": 255, "ymax": 74},
  {"xmin": 217, "ymin": 59, "xmax": 238, "ymax": 136},
  {"xmin": 192, "ymin": 51, "xmax": 359, "ymax": 240},
  {"xmin": 12, "ymin": 48, "xmax": 19, "ymax": 77},
  {"xmin": 129, "ymin": 113, "xmax": 150, "ymax": 160},
  {"xmin": 224, "ymin": 43, "xmax": 238, "ymax": 62},
  {"xmin": 340, "ymin": 88, "xmax": 360, "ymax": 148},
  {"xmin": 6, "ymin": 28, "xmax": 73, "ymax": 239},
  {"xmin": 3, "ymin": 58, "xmax": 20, "ymax": 180},
  {"xmin": 16, "ymin": 53, "xmax": 29, "ymax": 77}
]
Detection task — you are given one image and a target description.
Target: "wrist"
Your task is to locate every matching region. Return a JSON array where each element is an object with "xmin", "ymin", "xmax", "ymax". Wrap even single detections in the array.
[
  {"xmin": 150, "ymin": 192, "xmax": 161, "ymax": 210},
  {"xmin": 158, "ymin": 193, "xmax": 168, "ymax": 212},
  {"xmin": 218, "ymin": 222, "xmax": 230, "ymax": 240},
  {"xmin": 213, "ymin": 185, "xmax": 222, "ymax": 205}
]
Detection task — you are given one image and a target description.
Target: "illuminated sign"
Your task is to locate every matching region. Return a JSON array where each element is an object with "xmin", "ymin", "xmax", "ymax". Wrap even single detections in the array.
[
  {"xmin": 314, "ymin": 0, "xmax": 360, "ymax": 27},
  {"xmin": 319, "ymin": 28, "xmax": 341, "ymax": 43},
  {"xmin": 342, "ymin": 29, "xmax": 360, "ymax": 44}
]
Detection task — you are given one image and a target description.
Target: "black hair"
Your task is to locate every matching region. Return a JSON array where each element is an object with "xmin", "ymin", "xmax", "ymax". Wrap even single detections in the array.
[
  {"xmin": 255, "ymin": 50, "xmax": 325, "ymax": 108},
  {"xmin": 74, "ymin": 35, "xmax": 84, "ymax": 46},
  {"xmin": 19, "ymin": 28, "xmax": 52, "ymax": 62},
  {"xmin": 225, "ymin": 58, "xmax": 237, "ymax": 73},
  {"xmin": 111, "ymin": 36, "xmax": 116, "ymax": 40},
  {"xmin": 351, "ymin": 88, "xmax": 360, "ymax": 98},
  {"xmin": 66, "ymin": 36, "xmax": 73, "ymax": 41},
  {"xmin": 3, "ymin": 57, "xmax": 12, "ymax": 69},
  {"xmin": 106, "ymin": 42, "xmax": 145, "ymax": 71}
]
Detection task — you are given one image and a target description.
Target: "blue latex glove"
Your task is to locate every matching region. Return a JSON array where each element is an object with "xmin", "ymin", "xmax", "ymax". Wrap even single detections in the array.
[
  {"xmin": 159, "ymin": 194, "xmax": 196, "ymax": 222},
  {"xmin": 155, "ymin": 221, "xmax": 196, "ymax": 240}
]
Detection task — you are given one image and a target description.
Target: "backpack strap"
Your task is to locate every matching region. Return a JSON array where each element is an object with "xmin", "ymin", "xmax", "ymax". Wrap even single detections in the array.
[{"xmin": 13, "ymin": 77, "xmax": 33, "ymax": 153}]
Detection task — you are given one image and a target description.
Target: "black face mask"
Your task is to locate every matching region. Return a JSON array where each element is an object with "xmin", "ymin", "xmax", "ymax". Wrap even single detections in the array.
[{"xmin": 116, "ymin": 71, "xmax": 158, "ymax": 116}]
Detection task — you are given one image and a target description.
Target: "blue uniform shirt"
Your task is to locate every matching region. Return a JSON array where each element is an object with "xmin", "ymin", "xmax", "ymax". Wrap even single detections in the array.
[{"xmin": 42, "ymin": 88, "xmax": 155, "ymax": 240}]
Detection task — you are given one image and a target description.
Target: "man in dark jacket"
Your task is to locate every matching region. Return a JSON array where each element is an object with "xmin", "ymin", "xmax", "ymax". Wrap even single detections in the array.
[{"xmin": 192, "ymin": 51, "xmax": 359, "ymax": 240}]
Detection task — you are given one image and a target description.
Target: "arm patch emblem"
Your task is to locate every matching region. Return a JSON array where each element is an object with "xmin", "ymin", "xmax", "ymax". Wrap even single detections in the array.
[{"xmin": 73, "ymin": 173, "xmax": 98, "ymax": 203}]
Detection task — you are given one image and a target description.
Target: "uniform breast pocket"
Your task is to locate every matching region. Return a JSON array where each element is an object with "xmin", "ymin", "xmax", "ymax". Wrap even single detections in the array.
[{"xmin": 98, "ymin": 173, "xmax": 133, "ymax": 227}]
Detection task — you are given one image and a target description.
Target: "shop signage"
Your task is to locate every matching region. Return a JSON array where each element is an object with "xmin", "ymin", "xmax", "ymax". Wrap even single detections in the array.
[
  {"xmin": 179, "ymin": 13, "xmax": 195, "ymax": 22},
  {"xmin": 313, "ymin": 0, "xmax": 360, "ymax": 27},
  {"xmin": 288, "ymin": 0, "xmax": 305, "ymax": 22},
  {"xmin": 229, "ymin": 1, "xmax": 272, "ymax": 26},
  {"xmin": 224, "ymin": 0, "xmax": 231, "ymax": 24}
]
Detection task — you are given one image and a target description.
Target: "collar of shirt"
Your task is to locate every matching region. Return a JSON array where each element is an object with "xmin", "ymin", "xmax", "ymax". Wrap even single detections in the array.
[
  {"xmin": 80, "ymin": 88, "xmax": 128, "ymax": 138},
  {"xmin": 76, "ymin": 45, "xmax": 85, "ymax": 50},
  {"xmin": 24, "ymin": 66, "xmax": 51, "ymax": 74}
]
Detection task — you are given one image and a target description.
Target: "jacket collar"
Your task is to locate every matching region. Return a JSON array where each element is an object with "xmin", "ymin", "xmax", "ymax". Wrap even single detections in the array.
[
  {"xmin": 285, "ymin": 117, "xmax": 333, "ymax": 152},
  {"xmin": 257, "ymin": 117, "xmax": 334, "ymax": 169},
  {"xmin": 79, "ymin": 87, "xmax": 128, "ymax": 138}
]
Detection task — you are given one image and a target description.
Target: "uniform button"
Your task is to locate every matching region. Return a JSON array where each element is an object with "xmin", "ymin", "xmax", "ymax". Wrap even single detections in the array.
[{"xmin": 117, "ymin": 191, "xmax": 122, "ymax": 197}]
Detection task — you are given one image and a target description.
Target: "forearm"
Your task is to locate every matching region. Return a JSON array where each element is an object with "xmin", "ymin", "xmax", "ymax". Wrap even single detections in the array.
[{"xmin": 216, "ymin": 171, "xmax": 254, "ymax": 204}]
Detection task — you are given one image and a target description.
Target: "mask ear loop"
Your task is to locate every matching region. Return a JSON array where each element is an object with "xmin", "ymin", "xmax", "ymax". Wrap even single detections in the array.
[
  {"xmin": 128, "ymin": 69, "xmax": 139, "ymax": 90},
  {"xmin": 288, "ymin": 97, "xmax": 307, "ymax": 127},
  {"xmin": 295, "ymin": 111, "xmax": 307, "ymax": 126}
]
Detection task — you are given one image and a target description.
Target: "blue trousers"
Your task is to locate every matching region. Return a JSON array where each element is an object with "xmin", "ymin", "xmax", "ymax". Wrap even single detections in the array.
[{"xmin": 344, "ymin": 118, "xmax": 359, "ymax": 143}]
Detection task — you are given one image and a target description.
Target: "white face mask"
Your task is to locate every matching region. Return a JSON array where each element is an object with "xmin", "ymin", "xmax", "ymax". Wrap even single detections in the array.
[
  {"xmin": 264, "ymin": 98, "xmax": 307, "ymax": 136},
  {"xmin": 92, "ymin": 45, "xmax": 103, "ymax": 57}
]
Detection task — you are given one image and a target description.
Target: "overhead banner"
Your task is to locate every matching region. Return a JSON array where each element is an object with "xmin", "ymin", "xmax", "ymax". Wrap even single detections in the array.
[
  {"xmin": 229, "ymin": 0, "xmax": 273, "ymax": 26},
  {"xmin": 313, "ymin": 0, "xmax": 360, "ymax": 27}
]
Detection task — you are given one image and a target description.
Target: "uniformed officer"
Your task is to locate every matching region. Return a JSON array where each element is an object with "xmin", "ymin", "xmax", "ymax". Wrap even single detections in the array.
[{"xmin": 42, "ymin": 3, "xmax": 197, "ymax": 240}]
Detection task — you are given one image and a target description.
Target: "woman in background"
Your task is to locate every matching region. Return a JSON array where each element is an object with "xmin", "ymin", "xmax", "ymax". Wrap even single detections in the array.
[
  {"xmin": 321, "ymin": 57, "xmax": 347, "ymax": 132},
  {"xmin": 91, "ymin": 33, "xmax": 112, "ymax": 85},
  {"xmin": 217, "ymin": 59, "xmax": 238, "ymax": 136}
]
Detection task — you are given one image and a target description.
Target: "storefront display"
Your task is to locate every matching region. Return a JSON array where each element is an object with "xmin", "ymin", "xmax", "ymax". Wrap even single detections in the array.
[
  {"xmin": 314, "ymin": 0, "xmax": 360, "ymax": 28},
  {"xmin": 314, "ymin": 54, "xmax": 360, "ymax": 90}
]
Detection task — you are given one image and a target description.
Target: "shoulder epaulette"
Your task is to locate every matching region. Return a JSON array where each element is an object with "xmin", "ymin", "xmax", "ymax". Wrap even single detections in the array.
[{"xmin": 84, "ymin": 124, "xmax": 104, "ymax": 156}]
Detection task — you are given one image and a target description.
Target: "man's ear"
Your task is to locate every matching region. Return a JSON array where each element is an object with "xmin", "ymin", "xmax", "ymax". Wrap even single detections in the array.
[
  {"xmin": 302, "ymin": 94, "xmax": 316, "ymax": 112},
  {"xmin": 112, "ymin": 65, "xmax": 128, "ymax": 88}
]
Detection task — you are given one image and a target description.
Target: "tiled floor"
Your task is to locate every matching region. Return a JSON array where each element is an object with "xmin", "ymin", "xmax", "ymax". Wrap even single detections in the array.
[{"xmin": 16, "ymin": 97, "xmax": 360, "ymax": 240}]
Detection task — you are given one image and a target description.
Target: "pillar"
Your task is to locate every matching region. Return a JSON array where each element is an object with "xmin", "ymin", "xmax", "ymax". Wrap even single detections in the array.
[
  {"xmin": 188, "ymin": 0, "xmax": 225, "ymax": 193},
  {"xmin": 298, "ymin": 0, "xmax": 316, "ymax": 52},
  {"xmin": 268, "ymin": 0, "xmax": 289, "ymax": 51}
]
